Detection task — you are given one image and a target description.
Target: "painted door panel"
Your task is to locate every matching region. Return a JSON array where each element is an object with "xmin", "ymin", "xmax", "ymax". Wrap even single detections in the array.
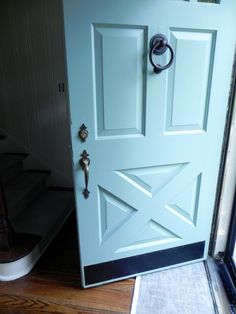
[{"xmin": 63, "ymin": 0, "xmax": 236, "ymax": 287}]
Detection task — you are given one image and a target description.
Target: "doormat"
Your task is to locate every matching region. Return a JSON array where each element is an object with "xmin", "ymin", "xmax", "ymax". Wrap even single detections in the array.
[{"xmin": 131, "ymin": 262, "xmax": 218, "ymax": 314}]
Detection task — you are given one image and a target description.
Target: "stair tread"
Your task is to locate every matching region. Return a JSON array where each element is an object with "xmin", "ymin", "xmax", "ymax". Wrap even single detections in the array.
[
  {"xmin": 4, "ymin": 172, "xmax": 48, "ymax": 216},
  {"xmin": 4, "ymin": 171, "xmax": 47, "ymax": 191},
  {"xmin": 0, "ymin": 154, "xmax": 26, "ymax": 174},
  {"xmin": 12, "ymin": 190, "xmax": 74, "ymax": 239}
]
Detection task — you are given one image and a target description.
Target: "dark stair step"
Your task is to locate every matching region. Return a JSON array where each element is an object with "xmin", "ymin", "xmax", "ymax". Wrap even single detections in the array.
[
  {"xmin": 0, "ymin": 153, "xmax": 27, "ymax": 183},
  {"xmin": 0, "ymin": 135, "xmax": 5, "ymax": 141},
  {"xmin": 4, "ymin": 171, "xmax": 49, "ymax": 220},
  {"xmin": 12, "ymin": 189, "xmax": 74, "ymax": 249}
]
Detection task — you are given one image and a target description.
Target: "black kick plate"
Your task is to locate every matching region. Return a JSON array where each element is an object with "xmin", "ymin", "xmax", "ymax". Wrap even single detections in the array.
[{"xmin": 84, "ymin": 241, "xmax": 205, "ymax": 286}]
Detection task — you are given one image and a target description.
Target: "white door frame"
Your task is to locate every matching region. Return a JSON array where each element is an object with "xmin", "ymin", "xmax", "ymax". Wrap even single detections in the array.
[{"xmin": 212, "ymin": 56, "xmax": 236, "ymax": 257}]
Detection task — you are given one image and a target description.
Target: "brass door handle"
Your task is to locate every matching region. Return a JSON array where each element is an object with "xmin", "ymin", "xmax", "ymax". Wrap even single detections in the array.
[{"xmin": 80, "ymin": 150, "xmax": 90, "ymax": 199}]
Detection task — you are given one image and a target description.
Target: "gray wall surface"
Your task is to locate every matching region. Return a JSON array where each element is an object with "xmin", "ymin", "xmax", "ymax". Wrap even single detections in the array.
[{"xmin": 0, "ymin": 0, "xmax": 73, "ymax": 187}]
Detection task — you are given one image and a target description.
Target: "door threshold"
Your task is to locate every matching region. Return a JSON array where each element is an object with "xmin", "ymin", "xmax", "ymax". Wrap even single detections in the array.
[{"xmin": 205, "ymin": 257, "xmax": 232, "ymax": 314}]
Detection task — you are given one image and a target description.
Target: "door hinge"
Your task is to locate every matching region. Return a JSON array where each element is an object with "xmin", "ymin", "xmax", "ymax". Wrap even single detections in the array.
[{"xmin": 58, "ymin": 82, "xmax": 65, "ymax": 93}]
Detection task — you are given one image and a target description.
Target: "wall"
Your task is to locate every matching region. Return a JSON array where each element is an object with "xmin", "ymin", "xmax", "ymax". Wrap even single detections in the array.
[{"xmin": 0, "ymin": 0, "xmax": 73, "ymax": 187}]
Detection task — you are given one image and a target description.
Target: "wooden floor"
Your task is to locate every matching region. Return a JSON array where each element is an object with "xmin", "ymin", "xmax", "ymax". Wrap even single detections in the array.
[{"xmin": 0, "ymin": 213, "xmax": 135, "ymax": 314}]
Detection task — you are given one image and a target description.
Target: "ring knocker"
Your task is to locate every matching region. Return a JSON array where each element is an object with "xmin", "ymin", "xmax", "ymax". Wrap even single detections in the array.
[{"xmin": 149, "ymin": 34, "xmax": 174, "ymax": 74}]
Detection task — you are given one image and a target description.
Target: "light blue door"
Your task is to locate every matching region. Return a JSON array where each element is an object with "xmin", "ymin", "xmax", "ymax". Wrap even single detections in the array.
[{"xmin": 63, "ymin": 0, "xmax": 236, "ymax": 287}]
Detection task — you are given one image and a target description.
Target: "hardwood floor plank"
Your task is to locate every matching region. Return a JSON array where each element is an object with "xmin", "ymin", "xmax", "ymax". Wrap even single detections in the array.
[
  {"xmin": 0, "ymin": 214, "xmax": 135, "ymax": 314},
  {"xmin": 0, "ymin": 293, "xmax": 131, "ymax": 314}
]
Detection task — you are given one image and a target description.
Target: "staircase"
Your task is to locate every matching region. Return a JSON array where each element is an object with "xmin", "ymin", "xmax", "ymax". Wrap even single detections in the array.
[{"xmin": 0, "ymin": 133, "xmax": 74, "ymax": 281}]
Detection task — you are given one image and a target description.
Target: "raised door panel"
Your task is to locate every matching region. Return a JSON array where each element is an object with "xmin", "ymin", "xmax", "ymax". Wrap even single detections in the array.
[
  {"xmin": 166, "ymin": 29, "xmax": 216, "ymax": 133},
  {"xmin": 93, "ymin": 24, "xmax": 147, "ymax": 138}
]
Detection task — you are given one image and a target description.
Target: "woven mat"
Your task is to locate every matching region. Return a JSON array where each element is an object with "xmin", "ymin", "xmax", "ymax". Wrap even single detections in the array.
[{"xmin": 131, "ymin": 262, "xmax": 216, "ymax": 314}]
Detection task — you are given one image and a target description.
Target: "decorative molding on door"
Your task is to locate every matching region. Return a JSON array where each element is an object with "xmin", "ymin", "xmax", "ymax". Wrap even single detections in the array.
[
  {"xmin": 115, "ymin": 163, "xmax": 188, "ymax": 198},
  {"xmin": 165, "ymin": 29, "xmax": 216, "ymax": 134},
  {"xmin": 92, "ymin": 24, "xmax": 148, "ymax": 139},
  {"xmin": 116, "ymin": 219, "xmax": 181, "ymax": 253},
  {"xmin": 98, "ymin": 187, "xmax": 137, "ymax": 244},
  {"xmin": 166, "ymin": 173, "xmax": 202, "ymax": 227}
]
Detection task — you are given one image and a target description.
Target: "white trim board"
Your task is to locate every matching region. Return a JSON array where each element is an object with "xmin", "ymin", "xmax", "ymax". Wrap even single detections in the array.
[{"xmin": 213, "ymin": 95, "xmax": 236, "ymax": 256}]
